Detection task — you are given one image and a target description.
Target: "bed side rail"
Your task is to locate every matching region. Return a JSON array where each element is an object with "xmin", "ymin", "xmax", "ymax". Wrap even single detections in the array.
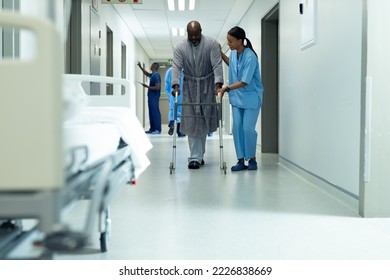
[{"xmin": 63, "ymin": 74, "xmax": 136, "ymax": 112}]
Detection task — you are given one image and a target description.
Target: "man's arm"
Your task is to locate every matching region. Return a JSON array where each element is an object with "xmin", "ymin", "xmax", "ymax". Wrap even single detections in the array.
[
  {"xmin": 172, "ymin": 45, "xmax": 184, "ymax": 88},
  {"xmin": 211, "ymin": 40, "xmax": 224, "ymax": 93},
  {"xmin": 148, "ymin": 83, "xmax": 161, "ymax": 91},
  {"xmin": 137, "ymin": 61, "xmax": 151, "ymax": 77}
]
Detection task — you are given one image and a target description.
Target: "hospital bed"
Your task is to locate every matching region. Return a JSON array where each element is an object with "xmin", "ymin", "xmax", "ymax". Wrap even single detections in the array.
[{"xmin": 0, "ymin": 12, "xmax": 151, "ymax": 259}]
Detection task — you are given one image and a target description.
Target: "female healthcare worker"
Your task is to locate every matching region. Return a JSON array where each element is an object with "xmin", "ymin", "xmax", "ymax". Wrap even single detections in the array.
[
  {"xmin": 165, "ymin": 66, "xmax": 185, "ymax": 137},
  {"xmin": 219, "ymin": 26, "xmax": 263, "ymax": 171}
]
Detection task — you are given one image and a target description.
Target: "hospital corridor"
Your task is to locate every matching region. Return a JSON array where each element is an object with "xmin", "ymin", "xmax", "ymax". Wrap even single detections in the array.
[
  {"xmin": 55, "ymin": 132, "xmax": 390, "ymax": 260},
  {"xmin": 1, "ymin": 0, "xmax": 390, "ymax": 268}
]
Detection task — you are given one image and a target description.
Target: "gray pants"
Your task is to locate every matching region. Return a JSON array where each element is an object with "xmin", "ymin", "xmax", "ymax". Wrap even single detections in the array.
[{"xmin": 188, "ymin": 134, "xmax": 207, "ymax": 163}]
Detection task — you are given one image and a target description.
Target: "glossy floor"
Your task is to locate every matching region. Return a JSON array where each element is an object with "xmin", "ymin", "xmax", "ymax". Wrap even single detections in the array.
[{"xmin": 56, "ymin": 132, "xmax": 390, "ymax": 260}]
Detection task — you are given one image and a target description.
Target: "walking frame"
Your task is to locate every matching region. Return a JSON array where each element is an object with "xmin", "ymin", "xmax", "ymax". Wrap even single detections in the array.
[{"xmin": 169, "ymin": 93, "xmax": 227, "ymax": 174}]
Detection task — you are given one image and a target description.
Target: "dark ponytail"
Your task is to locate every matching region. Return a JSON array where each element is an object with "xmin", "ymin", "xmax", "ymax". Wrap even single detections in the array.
[{"xmin": 228, "ymin": 26, "xmax": 258, "ymax": 58}]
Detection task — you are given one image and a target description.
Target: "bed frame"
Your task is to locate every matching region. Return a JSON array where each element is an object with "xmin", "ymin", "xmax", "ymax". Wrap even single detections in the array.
[{"xmin": 0, "ymin": 12, "xmax": 142, "ymax": 259}]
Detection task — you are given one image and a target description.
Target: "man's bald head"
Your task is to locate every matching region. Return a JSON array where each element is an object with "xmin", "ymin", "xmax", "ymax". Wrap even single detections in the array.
[
  {"xmin": 187, "ymin": 21, "xmax": 201, "ymax": 32},
  {"xmin": 187, "ymin": 21, "xmax": 202, "ymax": 46}
]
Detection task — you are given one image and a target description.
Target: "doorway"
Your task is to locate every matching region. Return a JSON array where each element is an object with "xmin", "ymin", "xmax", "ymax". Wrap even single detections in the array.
[
  {"xmin": 142, "ymin": 62, "xmax": 146, "ymax": 128},
  {"xmin": 121, "ymin": 42, "xmax": 127, "ymax": 95},
  {"xmin": 106, "ymin": 25, "xmax": 113, "ymax": 95},
  {"xmin": 90, "ymin": 7, "xmax": 100, "ymax": 95},
  {"xmin": 261, "ymin": 4, "xmax": 279, "ymax": 153},
  {"xmin": 66, "ymin": 0, "xmax": 81, "ymax": 74}
]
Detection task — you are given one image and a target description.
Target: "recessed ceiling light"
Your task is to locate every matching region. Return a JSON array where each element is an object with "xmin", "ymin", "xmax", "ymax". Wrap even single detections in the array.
[
  {"xmin": 167, "ymin": 0, "xmax": 175, "ymax": 11},
  {"xmin": 189, "ymin": 0, "xmax": 195, "ymax": 10},
  {"xmin": 178, "ymin": 0, "xmax": 185, "ymax": 11}
]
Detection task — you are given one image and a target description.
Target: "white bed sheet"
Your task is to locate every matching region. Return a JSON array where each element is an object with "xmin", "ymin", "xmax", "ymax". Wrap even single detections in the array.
[
  {"xmin": 63, "ymin": 106, "xmax": 152, "ymax": 179},
  {"xmin": 63, "ymin": 122, "xmax": 121, "ymax": 172}
]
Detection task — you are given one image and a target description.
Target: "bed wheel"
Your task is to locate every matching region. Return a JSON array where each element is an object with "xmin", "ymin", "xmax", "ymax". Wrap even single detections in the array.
[
  {"xmin": 44, "ymin": 231, "xmax": 88, "ymax": 251},
  {"xmin": 100, "ymin": 232, "xmax": 108, "ymax": 252},
  {"xmin": 0, "ymin": 219, "xmax": 22, "ymax": 231},
  {"xmin": 99, "ymin": 208, "xmax": 111, "ymax": 252}
]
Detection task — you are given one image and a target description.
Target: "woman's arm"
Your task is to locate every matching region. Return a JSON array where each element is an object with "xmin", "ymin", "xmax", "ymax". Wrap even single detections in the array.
[
  {"xmin": 221, "ymin": 51, "xmax": 229, "ymax": 66},
  {"xmin": 217, "ymin": 81, "xmax": 247, "ymax": 101}
]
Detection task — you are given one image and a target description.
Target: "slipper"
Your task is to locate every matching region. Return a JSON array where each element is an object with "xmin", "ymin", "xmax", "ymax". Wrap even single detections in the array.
[{"xmin": 188, "ymin": 161, "xmax": 200, "ymax": 169}]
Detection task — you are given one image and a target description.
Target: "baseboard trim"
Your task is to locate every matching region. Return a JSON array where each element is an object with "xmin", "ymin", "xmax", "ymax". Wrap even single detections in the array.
[{"xmin": 279, "ymin": 156, "xmax": 359, "ymax": 214}]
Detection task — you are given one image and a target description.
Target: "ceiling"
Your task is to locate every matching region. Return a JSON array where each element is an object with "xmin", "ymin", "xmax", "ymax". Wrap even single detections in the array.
[{"xmin": 113, "ymin": 0, "xmax": 255, "ymax": 60}]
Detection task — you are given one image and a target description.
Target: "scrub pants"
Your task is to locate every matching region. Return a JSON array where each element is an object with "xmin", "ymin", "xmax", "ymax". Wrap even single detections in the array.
[
  {"xmin": 231, "ymin": 105, "xmax": 260, "ymax": 160},
  {"xmin": 168, "ymin": 93, "xmax": 182, "ymax": 124},
  {"xmin": 188, "ymin": 134, "xmax": 207, "ymax": 163},
  {"xmin": 148, "ymin": 93, "xmax": 161, "ymax": 132}
]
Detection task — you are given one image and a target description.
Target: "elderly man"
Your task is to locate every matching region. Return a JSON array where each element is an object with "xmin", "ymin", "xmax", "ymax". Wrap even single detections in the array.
[{"xmin": 171, "ymin": 21, "xmax": 223, "ymax": 169}]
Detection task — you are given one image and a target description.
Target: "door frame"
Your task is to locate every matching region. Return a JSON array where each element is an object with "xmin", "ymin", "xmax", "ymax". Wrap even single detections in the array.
[{"xmin": 261, "ymin": 4, "xmax": 280, "ymax": 154}]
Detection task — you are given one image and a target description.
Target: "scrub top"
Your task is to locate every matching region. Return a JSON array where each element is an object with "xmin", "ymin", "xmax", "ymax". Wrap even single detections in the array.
[
  {"xmin": 228, "ymin": 47, "xmax": 263, "ymax": 109},
  {"xmin": 148, "ymin": 71, "xmax": 161, "ymax": 97}
]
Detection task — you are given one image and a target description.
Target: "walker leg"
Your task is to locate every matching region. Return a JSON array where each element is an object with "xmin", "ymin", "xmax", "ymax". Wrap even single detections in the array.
[
  {"xmin": 170, "ymin": 96, "xmax": 179, "ymax": 174},
  {"xmin": 216, "ymin": 96, "xmax": 227, "ymax": 174},
  {"xmin": 170, "ymin": 124, "xmax": 177, "ymax": 174},
  {"xmin": 218, "ymin": 125, "xmax": 226, "ymax": 174}
]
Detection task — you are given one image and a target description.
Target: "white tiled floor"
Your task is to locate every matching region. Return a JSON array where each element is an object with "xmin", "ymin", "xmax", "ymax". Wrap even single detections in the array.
[{"xmin": 56, "ymin": 131, "xmax": 390, "ymax": 260}]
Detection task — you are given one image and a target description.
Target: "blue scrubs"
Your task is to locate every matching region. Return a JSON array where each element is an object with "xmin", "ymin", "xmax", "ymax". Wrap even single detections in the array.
[
  {"xmin": 148, "ymin": 71, "xmax": 162, "ymax": 132},
  {"xmin": 228, "ymin": 47, "xmax": 263, "ymax": 160},
  {"xmin": 165, "ymin": 67, "xmax": 184, "ymax": 123}
]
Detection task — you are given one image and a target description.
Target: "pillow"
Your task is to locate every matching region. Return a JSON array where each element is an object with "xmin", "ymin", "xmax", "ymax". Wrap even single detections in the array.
[{"xmin": 62, "ymin": 76, "xmax": 89, "ymax": 120}]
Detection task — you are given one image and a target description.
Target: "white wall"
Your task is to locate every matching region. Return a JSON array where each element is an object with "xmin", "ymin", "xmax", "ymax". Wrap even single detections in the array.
[
  {"xmin": 277, "ymin": 0, "xmax": 363, "ymax": 197},
  {"xmin": 239, "ymin": 0, "xmax": 363, "ymax": 198},
  {"xmin": 235, "ymin": 0, "xmax": 279, "ymax": 65},
  {"xmin": 238, "ymin": 0, "xmax": 390, "ymax": 216},
  {"xmin": 230, "ymin": 0, "xmax": 279, "ymax": 146},
  {"xmin": 237, "ymin": 0, "xmax": 362, "ymax": 197},
  {"xmin": 17, "ymin": 0, "xmax": 150, "ymax": 124},
  {"xmin": 18, "ymin": 0, "xmax": 71, "ymax": 61},
  {"xmin": 79, "ymin": 0, "xmax": 150, "ymax": 124},
  {"xmin": 362, "ymin": 0, "xmax": 390, "ymax": 216},
  {"xmin": 135, "ymin": 48, "xmax": 150, "ymax": 129}
]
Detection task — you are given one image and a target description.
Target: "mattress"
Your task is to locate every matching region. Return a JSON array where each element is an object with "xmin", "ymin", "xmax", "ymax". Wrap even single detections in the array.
[
  {"xmin": 63, "ymin": 106, "xmax": 152, "ymax": 178},
  {"xmin": 63, "ymin": 122, "xmax": 121, "ymax": 173}
]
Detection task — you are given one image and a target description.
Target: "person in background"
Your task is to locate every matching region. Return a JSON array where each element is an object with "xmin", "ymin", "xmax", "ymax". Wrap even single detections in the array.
[
  {"xmin": 165, "ymin": 66, "xmax": 185, "ymax": 137},
  {"xmin": 218, "ymin": 26, "xmax": 263, "ymax": 171},
  {"xmin": 171, "ymin": 20, "xmax": 223, "ymax": 169},
  {"xmin": 137, "ymin": 62, "xmax": 162, "ymax": 134}
]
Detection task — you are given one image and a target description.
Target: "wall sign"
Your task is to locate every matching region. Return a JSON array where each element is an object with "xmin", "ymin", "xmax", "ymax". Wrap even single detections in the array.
[
  {"xmin": 300, "ymin": 0, "xmax": 317, "ymax": 50},
  {"xmin": 101, "ymin": 0, "xmax": 143, "ymax": 4}
]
